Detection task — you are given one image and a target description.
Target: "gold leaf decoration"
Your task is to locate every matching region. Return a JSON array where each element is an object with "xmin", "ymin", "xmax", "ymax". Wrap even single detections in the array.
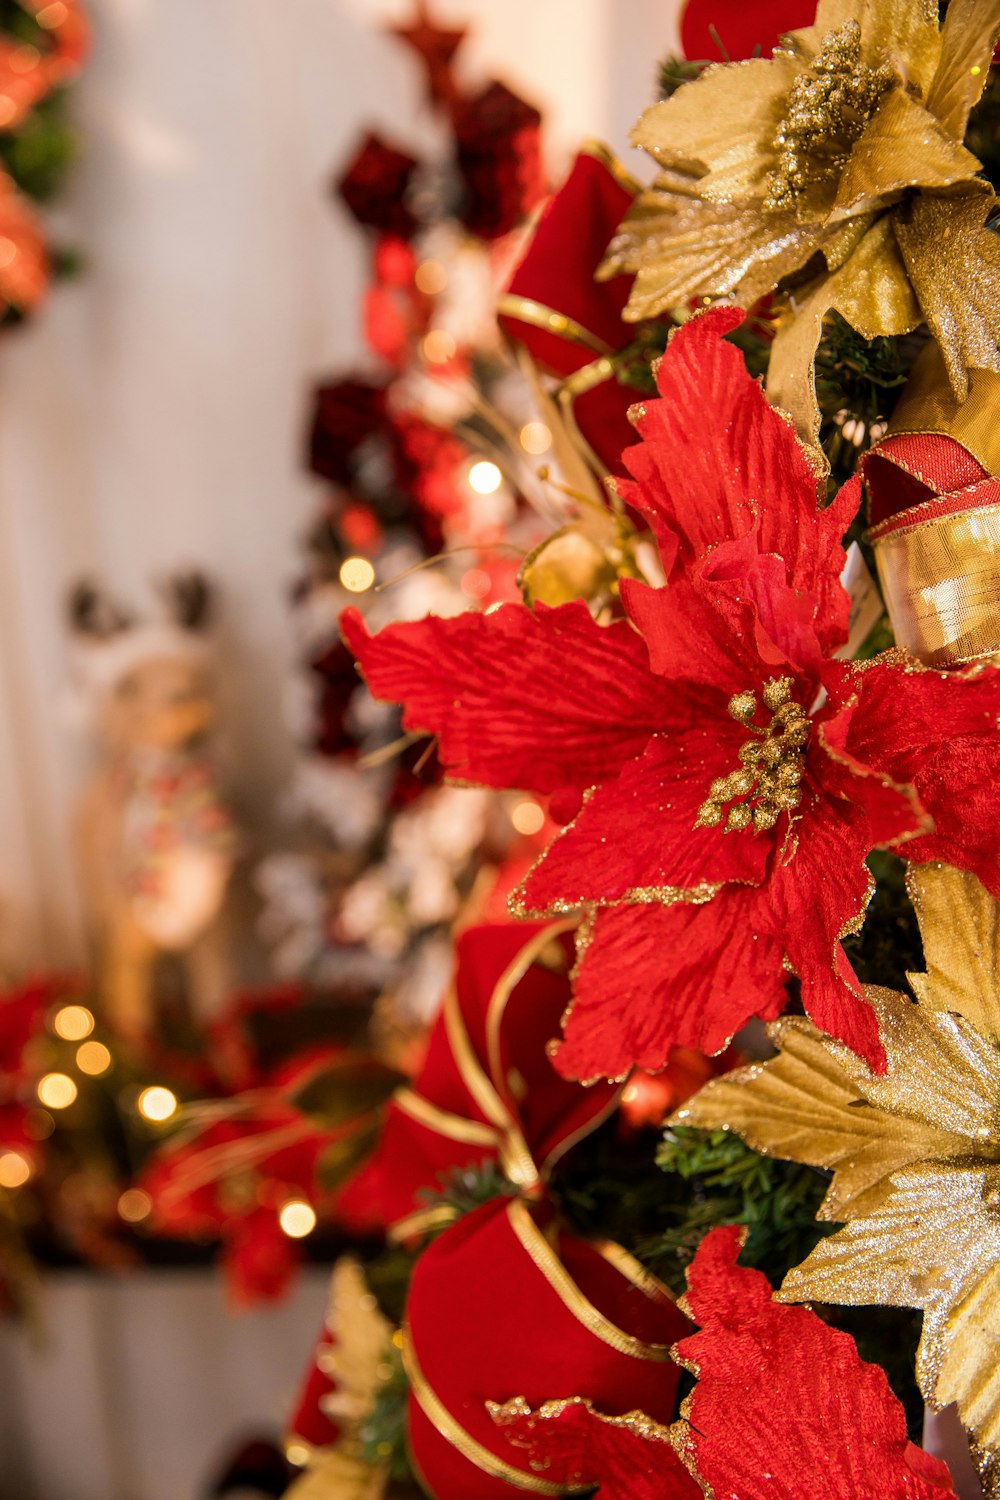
[
  {"xmin": 604, "ymin": 0, "xmax": 1000, "ymax": 440},
  {"xmin": 673, "ymin": 863, "xmax": 1000, "ymax": 1461},
  {"xmin": 286, "ymin": 1258, "xmax": 400, "ymax": 1500}
]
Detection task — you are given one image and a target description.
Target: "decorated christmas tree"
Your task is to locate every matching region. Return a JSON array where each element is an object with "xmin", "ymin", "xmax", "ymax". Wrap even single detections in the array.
[{"xmin": 277, "ymin": 2, "xmax": 1000, "ymax": 1498}]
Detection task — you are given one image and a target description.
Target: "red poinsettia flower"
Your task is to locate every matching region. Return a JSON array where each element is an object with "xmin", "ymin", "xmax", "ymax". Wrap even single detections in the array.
[
  {"xmin": 342, "ymin": 308, "xmax": 1000, "ymax": 1078},
  {"xmin": 491, "ymin": 1225, "xmax": 958, "ymax": 1499},
  {"xmin": 672, "ymin": 1225, "xmax": 957, "ymax": 1500}
]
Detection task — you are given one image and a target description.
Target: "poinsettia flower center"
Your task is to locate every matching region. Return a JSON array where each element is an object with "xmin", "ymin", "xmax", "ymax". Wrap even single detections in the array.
[
  {"xmin": 765, "ymin": 20, "xmax": 894, "ymax": 213},
  {"xmin": 696, "ymin": 676, "xmax": 809, "ymax": 835}
]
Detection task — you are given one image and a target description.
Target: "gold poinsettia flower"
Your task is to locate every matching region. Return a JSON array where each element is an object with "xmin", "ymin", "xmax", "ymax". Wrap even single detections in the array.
[
  {"xmin": 673, "ymin": 861, "xmax": 1000, "ymax": 1469},
  {"xmin": 602, "ymin": 0, "xmax": 1000, "ymax": 441}
]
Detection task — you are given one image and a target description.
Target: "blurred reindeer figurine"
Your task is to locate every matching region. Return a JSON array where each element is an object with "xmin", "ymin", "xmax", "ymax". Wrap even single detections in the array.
[{"xmin": 69, "ymin": 573, "xmax": 238, "ymax": 1047}]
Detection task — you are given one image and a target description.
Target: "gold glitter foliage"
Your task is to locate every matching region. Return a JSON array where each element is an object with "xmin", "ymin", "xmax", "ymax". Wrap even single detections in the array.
[
  {"xmin": 285, "ymin": 1258, "xmax": 416, "ymax": 1500},
  {"xmin": 673, "ymin": 861, "xmax": 1000, "ymax": 1463},
  {"xmin": 604, "ymin": 0, "xmax": 1000, "ymax": 441}
]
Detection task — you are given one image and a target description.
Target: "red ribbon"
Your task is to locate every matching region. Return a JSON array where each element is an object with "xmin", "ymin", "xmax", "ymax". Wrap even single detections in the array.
[
  {"xmin": 333, "ymin": 921, "xmax": 687, "ymax": 1496},
  {"xmin": 498, "ymin": 147, "xmax": 640, "ymax": 474}
]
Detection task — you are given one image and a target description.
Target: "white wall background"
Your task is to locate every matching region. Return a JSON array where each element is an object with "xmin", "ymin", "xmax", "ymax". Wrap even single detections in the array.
[{"xmin": 0, "ymin": 0, "xmax": 680, "ymax": 974}]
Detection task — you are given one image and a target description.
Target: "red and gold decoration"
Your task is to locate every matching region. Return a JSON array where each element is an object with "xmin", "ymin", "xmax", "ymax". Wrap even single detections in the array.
[
  {"xmin": 19, "ymin": 1, "xmax": 1000, "ymax": 1494},
  {"xmin": 289, "ymin": 921, "xmax": 689, "ymax": 1497},
  {"xmin": 489, "ymin": 1226, "xmax": 957, "ymax": 1499}
]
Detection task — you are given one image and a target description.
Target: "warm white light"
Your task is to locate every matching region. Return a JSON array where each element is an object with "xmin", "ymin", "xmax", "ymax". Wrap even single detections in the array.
[
  {"xmin": 519, "ymin": 422, "xmax": 552, "ymax": 456},
  {"xmin": 421, "ymin": 329, "xmax": 456, "ymax": 364},
  {"xmin": 339, "ymin": 556, "xmax": 376, "ymax": 593},
  {"xmin": 77, "ymin": 1040, "xmax": 112, "ymax": 1076},
  {"xmin": 54, "ymin": 1004, "xmax": 94, "ymax": 1041},
  {"xmin": 279, "ymin": 1199, "xmax": 317, "ymax": 1239},
  {"xmin": 511, "ymin": 800, "xmax": 545, "ymax": 837},
  {"xmin": 285, "ymin": 1442, "xmax": 311, "ymax": 1468},
  {"xmin": 460, "ymin": 568, "xmax": 491, "ymax": 601},
  {"xmin": 414, "ymin": 259, "xmax": 448, "ymax": 296},
  {"xmin": 36, "ymin": 2, "xmax": 69, "ymax": 27},
  {"xmin": 468, "ymin": 460, "xmax": 502, "ymax": 495},
  {"xmin": 118, "ymin": 1188, "xmax": 152, "ymax": 1223},
  {"xmin": 137, "ymin": 1086, "xmax": 178, "ymax": 1123},
  {"xmin": 0, "ymin": 1151, "xmax": 31, "ymax": 1188},
  {"xmin": 38, "ymin": 1072, "xmax": 77, "ymax": 1109}
]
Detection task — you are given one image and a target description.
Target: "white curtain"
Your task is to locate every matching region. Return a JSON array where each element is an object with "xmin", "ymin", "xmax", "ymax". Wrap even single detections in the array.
[{"xmin": 0, "ymin": 0, "xmax": 680, "ymax": 974}]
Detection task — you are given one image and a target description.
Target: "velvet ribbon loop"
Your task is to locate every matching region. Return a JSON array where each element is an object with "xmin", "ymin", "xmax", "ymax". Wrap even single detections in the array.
[
  {"xmin": 498, "ymin": 146, "xmax": 642, "ymax": 475},
  {"xmin": 334, "ymin": 921, "xmax": 686, "ymax": 1495}
]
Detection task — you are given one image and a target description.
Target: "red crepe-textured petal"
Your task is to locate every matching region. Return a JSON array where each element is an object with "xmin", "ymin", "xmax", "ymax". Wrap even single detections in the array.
[
  {"xmin": 843, "ymin": 657, "xmax": 1000, "ymax": 899},
  {"xmin": 490, "ymin": 1397, "xmax": 699, "ymax": 1500},
  {"xmin": 618, "ymin": 308, "xmax": 856, "ymax": 653},
  {"xmin": 553, "ymin": 898, "xmax": 787, "ymax": 1081},
  {"xmin": 341, "ymin": 600, "xmax": 670, "ymax": 801},
  {"xmin": 674, "ymin": 1226, "xmax": 958, "ymax": 1500},
  {"xmin": 621, "ymin": 571, "xmax": 803, "ymax": 692},
  {"xmin": 518, "ymin": 727, "xmax": 769, "ymax": 914},
  {"xmin": 764, "ymin": 786, "xmax": 886, "ymax": 1070}
]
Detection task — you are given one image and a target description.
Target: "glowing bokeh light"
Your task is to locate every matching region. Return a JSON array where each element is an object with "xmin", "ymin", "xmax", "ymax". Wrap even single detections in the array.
[
  {"xmin": 339, "ymin": 556, "xmax": 376, "ymax": 593},
  {"xmin": 519, "ymin": 421, "xmax": 552, "ymax": 456},
  {"xmin": 0, "ymin": 1151, "xmax": 31, "ymax": 1188},
  {"xmin": 118, "ymin": 1188, "xmax": 153, "ymax": 1224},
  {"xmin": 421, "ymin": 329, "xmax": 456, "ymax": 364},
  {"xmin": 279, "ymin": 1199, "xmax": 317, "ymax": 1239},
  {"xmin": 414, "ymin": 259, "xmax": 448, "ymax": 296},
  {"xmin": 38, "ymin": 1072, "xmax": 77, "ymax": 1110},
  {"xmin": 77, "ymin": 1040, "xmax": 112, "ymax": 1076},
  {"xmin": 54, "ymin": 1004, "xmax": 94, "ymax": 1041},
  {"xmin": 137, "ymin": 1086, "xmax": 178, "ymax": 1123},
  {"xmin": 468, "ymin": 460, "xmax": 502, "ymax": 495},
  {"xmin": 511, "ymin": 800, "xmax": 545, "ymax": 837}
]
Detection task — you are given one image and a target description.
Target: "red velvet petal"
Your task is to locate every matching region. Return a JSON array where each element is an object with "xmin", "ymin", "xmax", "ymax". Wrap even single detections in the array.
[
  {"xmin": 341, "ymin": 600, "xmax": 671, "ymax": 800},
  {"xmin": 766, "ymin": 787, "xmax": 886, "ymax": 1070},
  {"xmin": 490, "ymin": 1397, "xmax": 699, "ymax": 1500},
  {"xmin": 518, "ymin": 728, "xmax": 770, "ymax": 914},
  {"xmin": 618, "ymin": 308, "xmax": 856, "ymax": 652},
  {"xmin": 553, "ymin": 899, "xmax": 787, "ymax": 1081},
  {"xmin": 621, "ymin": 574, "xmax": 779, "ymax": 692},
  {"xmin": 844, "ymin": 658, "xmax": 1000, "ymax": 899},
  {"xmin": 675, "ymin": 1226, "xmax": 958, "ymax": 1500}
]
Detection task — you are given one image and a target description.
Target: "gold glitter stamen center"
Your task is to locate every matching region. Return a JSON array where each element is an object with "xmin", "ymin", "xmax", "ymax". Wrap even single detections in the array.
[
  {"xmin": 696, "ymin": 676, "xmax": 809, "ymax": 835},
  {"xmin": 765, "ymin": 20, "xmax": 895, "ymax": 213}
]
